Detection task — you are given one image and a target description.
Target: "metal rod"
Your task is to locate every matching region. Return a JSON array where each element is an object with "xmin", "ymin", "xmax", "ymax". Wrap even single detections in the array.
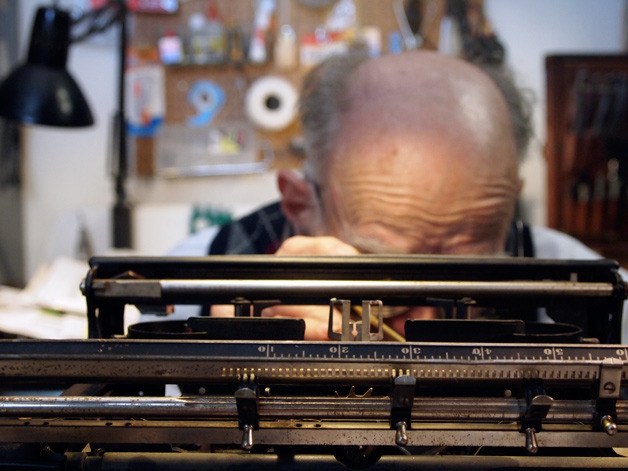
[
  {"xmin": 0, "ymin": 396, "xmax": 619, "ymax": 423},
  {"xmin": 90, "ymin": 279, "xmax": 615, "ymax": 302}
]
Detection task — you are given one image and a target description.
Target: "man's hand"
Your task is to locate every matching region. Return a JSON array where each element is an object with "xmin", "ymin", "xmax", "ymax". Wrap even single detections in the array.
[
  {"xmin": 211, "ymin": 236, "xmax": 359, "ymax": 340},
  {"xmin": 269, "ymin": 236, "xmax": 359, "ymax": 339}
]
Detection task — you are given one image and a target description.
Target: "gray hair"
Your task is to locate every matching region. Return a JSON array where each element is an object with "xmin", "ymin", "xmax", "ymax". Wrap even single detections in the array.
[
  {"xmin": 298, "ymin": 51, "xmax": 533, "ymax": 180},
  {"xmin": 477, "ymin": 61, "xmax": 534, "ymax": 159},
  {"xmin": 299, "ymin": 50, "xmax": 370, "ymax": 181}
]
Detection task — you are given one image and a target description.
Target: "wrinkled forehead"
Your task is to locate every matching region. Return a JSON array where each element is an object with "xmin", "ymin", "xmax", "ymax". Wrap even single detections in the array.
[
  {"xmin": 326, "ymin": 125, "xmax": 519, "ymax": 196},
  {"xmin": 320, "ymin": 128, "xmax": 519, "ymax": 256},
  {"xmin": 325, "ymin": 135, "xmax": 519, "ymax": 219}
]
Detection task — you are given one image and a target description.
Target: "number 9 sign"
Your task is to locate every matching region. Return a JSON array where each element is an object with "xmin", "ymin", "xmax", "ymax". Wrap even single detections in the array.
[{"xmin": 187, "ymin": 80, "xmax": 225, "ymax": 127}]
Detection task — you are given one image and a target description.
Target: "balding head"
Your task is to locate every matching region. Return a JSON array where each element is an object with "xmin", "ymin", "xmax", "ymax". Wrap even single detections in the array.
[{"xmin": 284, "ymin": 51, "xmax": 526, "ymax": 255}]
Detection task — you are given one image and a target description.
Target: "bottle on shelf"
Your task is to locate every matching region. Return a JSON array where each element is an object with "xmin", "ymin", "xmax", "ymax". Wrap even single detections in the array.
[{"xmin": 187, "ymin": 0, "xmax": 226, "ymax": 65}]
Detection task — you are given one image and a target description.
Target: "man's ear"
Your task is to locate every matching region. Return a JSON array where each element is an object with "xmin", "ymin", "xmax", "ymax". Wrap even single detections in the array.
[{"xmin": 277, "ymin": 169, "xmax": 320, "ymax": 235}]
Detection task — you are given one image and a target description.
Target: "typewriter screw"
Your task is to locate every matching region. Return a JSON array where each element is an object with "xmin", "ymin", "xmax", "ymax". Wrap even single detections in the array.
[
  {"xmin": 524, "ymin": 427, "xmax": 538, "ymax": 454},
  {"xmin": 600, "ymin": 415, "xmax": 618, "ymax": 435},
  {"xmin": 395, "ymin": 421, "xmax": 409, "ymax": 447}
]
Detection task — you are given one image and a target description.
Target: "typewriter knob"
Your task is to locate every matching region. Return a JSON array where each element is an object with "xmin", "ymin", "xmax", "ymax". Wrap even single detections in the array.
[
  {"xmin": 524, "ymin": 427, "xmax": 539, "ymax": 454},
  {"xmin": 394, "ymin": 420, "xmax": 409, "ymax": 446},
  {"xmin": 241, "ymin": 424, "xmax": 254, "ymax": 450},
  {"xmin": 600, "ymin": 415, "xmax": 618, "ymax": 436}
]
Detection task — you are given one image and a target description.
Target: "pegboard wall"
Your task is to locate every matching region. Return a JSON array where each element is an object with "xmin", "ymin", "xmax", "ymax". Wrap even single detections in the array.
[{"xmin": 128, "ymin": 0, "xmax": 453, "ymax": 176}]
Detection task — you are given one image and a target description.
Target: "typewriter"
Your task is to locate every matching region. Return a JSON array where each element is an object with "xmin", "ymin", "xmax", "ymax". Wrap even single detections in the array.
[{"xmin": 0, "ymin": 255, "xmax": 627, "ymax": 470}]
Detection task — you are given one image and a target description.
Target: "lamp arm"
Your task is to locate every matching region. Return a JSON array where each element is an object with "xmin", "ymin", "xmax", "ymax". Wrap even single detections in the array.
[
  {"xmin": 67, "ymin": 0, "xmax": 131, "ymax": 248},
  {"xmin": 70, "ymin": 1, "xmax": 125, "ymax": 44},
  {"xmin": 112, "ymin": 0, "xmax": 131, "ymax": 248}
]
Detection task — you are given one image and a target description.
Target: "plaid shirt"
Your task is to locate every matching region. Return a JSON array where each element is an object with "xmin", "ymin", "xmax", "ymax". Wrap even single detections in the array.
[{"xmin": 208, "ymin": 202, "xmax": 294, "ymax": 255}]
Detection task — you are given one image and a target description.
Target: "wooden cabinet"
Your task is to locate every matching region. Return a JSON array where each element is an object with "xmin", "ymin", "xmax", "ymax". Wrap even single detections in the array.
[{"xmin": 545, "ymin": 55, "xmax": 628, "ymax": 265}]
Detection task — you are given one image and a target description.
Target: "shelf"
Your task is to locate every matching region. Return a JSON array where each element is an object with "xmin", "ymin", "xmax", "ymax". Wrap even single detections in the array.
[{"xmin": 545, "ymin": 54, "xmax": 628, "ymax": 264}]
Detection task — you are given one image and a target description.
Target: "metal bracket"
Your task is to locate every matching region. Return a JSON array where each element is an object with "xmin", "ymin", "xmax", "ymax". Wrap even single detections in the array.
[
  {"xmin": 521, "ymin": 380, "xmax": 554, "ymax": 454},
  {"xmin": 231, "ymin": 298, "xmax": 282, "ymax": 317},
  {"xmin": 327, "ymin": 298, "xmax": 384, "ymax": 341},
  {"xmin": 596, "ymin": 357, "xmax": 623, "ymax": 435},
  {"xmin": 232, "ymin": 297, "xmax": 252, "ymax": 317},
  {"xmin": 235, "ymin": 378, "xmax": 259, "ymax": 450},
  {"xmin": 390, "ymin": 374, "xmax": 416, "ymax": 446},
  {"xmin": 599, "ymin": 357, "xmax": 623, "ymax": 400}
]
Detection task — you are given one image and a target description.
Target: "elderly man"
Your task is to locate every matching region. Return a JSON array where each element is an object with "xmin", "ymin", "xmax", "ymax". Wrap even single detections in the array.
[{"xmin": 171, "ymin": 50, "xmax": 627, "ymax": 340}]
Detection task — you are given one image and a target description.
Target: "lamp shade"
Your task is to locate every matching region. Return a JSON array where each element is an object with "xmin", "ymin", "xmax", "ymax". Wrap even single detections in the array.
[{"xmin": 0, "ymin": 6, "xmax": 94, "ymax": 127}]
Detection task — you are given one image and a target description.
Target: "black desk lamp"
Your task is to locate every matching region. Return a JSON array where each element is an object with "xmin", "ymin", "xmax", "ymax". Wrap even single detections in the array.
[{"xmin": 0, "ymin": 2, "xmax": 131, "ymax": 248}]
